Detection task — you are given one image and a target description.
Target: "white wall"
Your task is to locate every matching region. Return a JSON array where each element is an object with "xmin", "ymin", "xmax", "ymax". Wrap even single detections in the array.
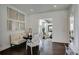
[
  {"xmin": 77, "ymin": 5, "xmax": 79, "ymax": 54},
  {"xmin": 0, "ymin": 5, "xmax": 10, "ymax": 51},
  {"xmin": 0, "ymin": 5, "xmax": 28, "ymax": 51},
  {"xmin": 74, "ymin": 4, "xmax": 79, "ymax": 54},
  {"xmin": 29, "ymin": 10, "xmax": 69, "ymax": 43},
  {"xmin": 0, "ymin": 5, "xmax": 70, "ymax": 51},
  {"xmin": 0, "ymin": 5, "xmax": 2, "ymax": 51}
]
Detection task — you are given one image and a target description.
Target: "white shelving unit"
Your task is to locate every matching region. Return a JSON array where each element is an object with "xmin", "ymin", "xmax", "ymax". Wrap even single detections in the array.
[
  {"xmin": 7, "ymin": 7, "xmax": 25, "ymax": 32},
  {"xmin": 7, "ymin": 6, "xmax": 26, "ymax": 46}
]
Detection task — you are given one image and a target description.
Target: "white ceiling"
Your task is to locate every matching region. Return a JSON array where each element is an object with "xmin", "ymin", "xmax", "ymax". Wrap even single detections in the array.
[{"xmin": 10, "ymin": 4, "xmax": 70, "ymax": 15}]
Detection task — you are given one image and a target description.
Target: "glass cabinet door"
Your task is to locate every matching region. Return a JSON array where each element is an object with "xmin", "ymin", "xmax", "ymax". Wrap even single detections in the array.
[
  {"xmin": 7, "ymin": 20, "xmax": 12, "ymax": 31},
  {"xmin": 7, "ymin": 8, "xmax": 18, "ymax": 20},
  {"xmin": 20, "ymin": 23, "xmax": 25, "ymax": 30},
  {"xmin": 7, "ymin": 7, "xmax": 25, "ymax": 32},
  {"xmin": 18, "ymin": 12, "xmax": 25, "ymax": 21}
]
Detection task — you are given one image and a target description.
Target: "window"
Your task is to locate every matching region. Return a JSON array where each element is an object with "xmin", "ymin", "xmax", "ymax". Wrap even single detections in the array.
[
  {"xmin": 70, "ymin": 15, "xmax": 74, "ymax": 31},
  {"xmin": 70, "ymin": 15, "xmax": 74, "ymax": 39}
]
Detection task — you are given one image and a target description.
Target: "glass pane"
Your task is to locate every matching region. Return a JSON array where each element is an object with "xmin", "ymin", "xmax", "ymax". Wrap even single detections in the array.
[
  {"xmin": 70, "ymin": 15, "xmax": 74, "ymax": 39},
  {"xmin": 7, "ymin": 8, "xmax": 18, "ymax": 20},
  {"xmin": 15, "ymin": 22, "xmax": 19, "ymax": 31},
  {"xmin": 20, "ymin": 23, "xmax": 25, "ymax": 30},
  {"xmin": 18, "ymin": 12, "xmax": 25, "ymax": 21},
  {"xmin": 70, "ymin": 15, "xmax": 74, "ymax": 31},
  {"xmin": 7, "ymin": 20, "xmax": 12, "ymax": 31}
]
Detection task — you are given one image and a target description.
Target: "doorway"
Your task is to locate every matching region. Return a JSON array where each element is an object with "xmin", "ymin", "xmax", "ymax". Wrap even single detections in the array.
[{"xmin": 39, "ymin": 18, "xmax": 53, "ymax": 39}]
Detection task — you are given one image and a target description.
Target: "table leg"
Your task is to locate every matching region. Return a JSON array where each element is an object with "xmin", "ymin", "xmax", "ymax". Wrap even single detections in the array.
[
  {"xmin": 26, "ymin": 42, "xmax": 27, "ymax": 50},
  {"xmin": 31, "ymin": 47, "xmax": 32, "ymax": 55}
]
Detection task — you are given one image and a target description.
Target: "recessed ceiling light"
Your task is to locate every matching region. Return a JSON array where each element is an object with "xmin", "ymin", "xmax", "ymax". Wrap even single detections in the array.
[
  {"xmin": 53, "ymin": 5, "xmax": 56, "ymax": 7},
  {"xmin": 30, "ymin": 9, "xmax": 34, "ymax": 12}
]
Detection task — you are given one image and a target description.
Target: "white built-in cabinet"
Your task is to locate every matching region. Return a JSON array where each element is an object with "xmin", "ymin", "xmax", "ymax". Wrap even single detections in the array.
[
  {"xmin": 7, "ymin": 7, "xmax": 25, "ymax": 32},
  {"xmin": 0, "ymin": 5, "xmax": 26, "ymax": 51}
]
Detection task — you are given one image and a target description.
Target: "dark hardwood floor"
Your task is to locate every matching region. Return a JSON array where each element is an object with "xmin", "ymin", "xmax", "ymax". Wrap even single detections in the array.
[
  {"xmin": 0, "ymin": 43, "xmax": 27, "ymax": 55},
  {"xmin": 39, "ymin": 39, "xmax": 65, "ymax": 55},
  {"xmin": 0, "ymin": 39, "xmax": 65, "ymax": 55}
]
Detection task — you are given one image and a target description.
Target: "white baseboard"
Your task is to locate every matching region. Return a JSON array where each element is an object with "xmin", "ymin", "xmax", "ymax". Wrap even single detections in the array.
[
  {"xmin": 0, "ymin": 46, "xmax": 10, "ymax": 51},
  {"xmin": 52, "ymin": 40, "xmax": 69, "ymax": 43}
]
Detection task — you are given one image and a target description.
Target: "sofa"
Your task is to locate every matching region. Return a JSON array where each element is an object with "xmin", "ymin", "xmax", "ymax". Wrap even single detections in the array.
[{"xmin": 10, "ymin": 32, "xmax": 26, "ymax": 45}]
